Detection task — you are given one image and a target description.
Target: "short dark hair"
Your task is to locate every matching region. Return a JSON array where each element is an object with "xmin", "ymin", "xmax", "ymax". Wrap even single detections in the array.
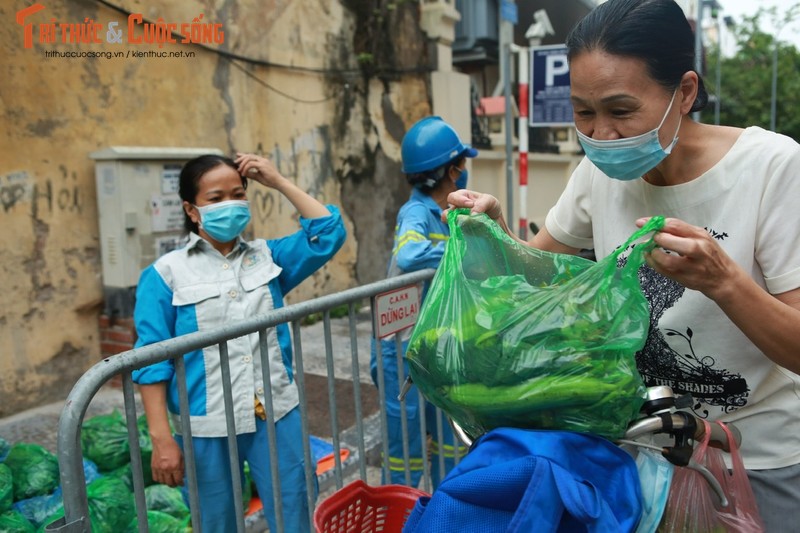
[
  {"xmin": 406, "ymin": 155, "xmax": 466, "ymax": 193},
  {"xmin": 179, "ymin": 154, "xmax": 246, "ymax": 234},
  {"xmin": 566, "ymin": 0, "xmax": 708, "ymax": 112}
]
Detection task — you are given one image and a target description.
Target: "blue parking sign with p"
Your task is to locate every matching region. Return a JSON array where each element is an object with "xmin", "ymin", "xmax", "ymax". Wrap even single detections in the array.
[{"xmin": 530, "ymin": 44, "xmax": 574, "ymax": 127}]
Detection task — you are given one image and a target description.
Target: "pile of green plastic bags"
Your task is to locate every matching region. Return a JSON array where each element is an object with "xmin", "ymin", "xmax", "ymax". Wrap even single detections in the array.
[{"xmin": 0, "ymin": 411, "xmax": 196, "ymax": 532}]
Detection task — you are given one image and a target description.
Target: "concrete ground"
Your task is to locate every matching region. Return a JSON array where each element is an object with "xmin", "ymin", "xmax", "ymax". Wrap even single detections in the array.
[{"xmin": 0, "ymin": 308, "xmax": 388, "ymax": 532}]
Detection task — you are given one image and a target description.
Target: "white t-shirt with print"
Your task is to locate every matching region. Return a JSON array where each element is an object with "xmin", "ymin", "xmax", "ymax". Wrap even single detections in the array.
[{"xmin": 545, "ymin": 126, "xmax": 800, "ymax": 469}]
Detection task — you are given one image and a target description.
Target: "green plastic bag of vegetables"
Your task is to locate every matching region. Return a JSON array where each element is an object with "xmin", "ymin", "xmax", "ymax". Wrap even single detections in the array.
[
  {"xmin": 81, "ymin": 410, "xmax": 131, "ymax": 472},
  {"xmin": 3, "ymin": 444, "xmax": 59, "ymax": 501},
  {"xmin": 0, "ymin": 509, "xmax": 36, "ymax": 533},
  {"xmin": 144, "ymin": 484, "xmax": 189, "ymax": 520},
  {"xmin": 0, "ymin": 463, "xmax": 12, "ymax": 513},
  {"xmin": 42, "ymin": 477, "xmax": 134, "ymax": 533},
  {"xmin": 86, "ymin": 475, "xmax": 134, "ymax": 532},
  {"xmin": 125, "ymin": 510, "xmax": 187, "ymax": 533},
  {"xmin": 407, "ymin": 209, "xmax": 665, "ymax": 440}
]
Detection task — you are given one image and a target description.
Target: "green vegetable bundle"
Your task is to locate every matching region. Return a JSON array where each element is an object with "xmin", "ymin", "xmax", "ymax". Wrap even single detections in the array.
[
  {"xmin": 144, "ymin": 484, "xmax": 189, "ymax": 521},
  {"xmin": 0, "ymin": 464, "xmax": 12, "ymax": 513},
  {"xmin": 0, "ymin": 509, "xmax": 35, "ymax": 533},
  {"xmin": 80, "ymin": 410, "xmax": 131, "ymax": 472},
  {"xmin": 42, "ymin": 476, "xmax": 134, "ymax": 533},
  {"xmin": 407, "ymin": 209, "xmax": 665, "ymax": 440},
  {"xmin": 125, "ymin": 510, "xmax": 187, "ymax": 533},
  {"xmin": 81, "ymin": 411, "xmax": 154, "ymax": 486},
  {"xmin": 3, "ymin": 444, "xmax": 59, "ymax": 501}
]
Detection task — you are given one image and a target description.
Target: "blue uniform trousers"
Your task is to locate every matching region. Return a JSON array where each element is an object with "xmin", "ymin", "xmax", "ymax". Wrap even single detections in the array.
[
  {"xmin": 175, "ymin": 407, "xmax": 316, "ymax": 533},
  {"xmin": 370, "ymin": 337, "xmax": 467, "ymax": 489}
]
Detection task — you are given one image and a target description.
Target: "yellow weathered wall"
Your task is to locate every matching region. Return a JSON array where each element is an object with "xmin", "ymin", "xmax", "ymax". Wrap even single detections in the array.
[{"xmin": 0, "ymin": 0, "xmax": 432, "ymax": 415}]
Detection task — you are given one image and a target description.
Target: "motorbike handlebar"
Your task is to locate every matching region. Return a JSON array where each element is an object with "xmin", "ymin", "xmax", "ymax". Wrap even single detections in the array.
[{"xmin": 623, "ymin": 412, "xmax": 741, "ymax": 452}]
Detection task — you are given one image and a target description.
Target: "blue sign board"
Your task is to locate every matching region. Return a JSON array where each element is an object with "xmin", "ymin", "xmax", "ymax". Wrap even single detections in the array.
[
  {"xmin": 529, "ymin": 44, "xmax": 574, "ymax": 127},
  {"xmin": 500, "ymin": 0, "xmax": 518, "ymax": 24}
]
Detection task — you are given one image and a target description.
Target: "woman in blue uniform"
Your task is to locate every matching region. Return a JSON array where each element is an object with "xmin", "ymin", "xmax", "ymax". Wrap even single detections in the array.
[
  {"xmin": 132, "ymin": 152, "xmax": 346, "ymax": 532},
  {"xmin": 371, "ymin": 117, "xmax": 474, "ymax": 488}
]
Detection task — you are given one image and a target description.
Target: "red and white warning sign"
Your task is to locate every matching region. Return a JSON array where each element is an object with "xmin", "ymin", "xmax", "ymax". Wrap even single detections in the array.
[{"xmin": 374, "ymin": 285, "xmax": 421, "ymax": 339}]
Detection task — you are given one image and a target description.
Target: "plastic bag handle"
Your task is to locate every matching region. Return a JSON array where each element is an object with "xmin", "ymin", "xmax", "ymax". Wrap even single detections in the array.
[
  {"xmin": 715, "ymin": 422, "xmax": 738, "ymax": 453},
  {"xmin": 595, "ymin": 216, "xmax": 665, "ymax": 293},
  {"xmin": 714, "ymin": 421, "xmax": 767, "ymax": 530},
  {"xmin": 687, "ymin": 419, "xmax": 732, "ymax": 507},
  {"xmin": 610, "ymin": 216, "xmax": 666, "ymax": 273},
  {"xmin": 693, "ymin": 418, "xmax": 713, "ymax": 460},
  {"xmin": 704, "ymin": 421, "xmax": 742, "ymax": 452}
]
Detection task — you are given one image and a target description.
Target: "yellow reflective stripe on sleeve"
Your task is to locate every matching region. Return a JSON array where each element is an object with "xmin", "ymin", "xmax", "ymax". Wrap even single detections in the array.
[
  {"xmin": 393, "ymin": 231, "xmax": 449, "ymax": 256},
  {"xmin": 393, "ymin": 230, "xmax": 427, "ymax": 254},
  {"xmin": 385, "ymin": 454, "xmax": 426, "ymax": 472}
]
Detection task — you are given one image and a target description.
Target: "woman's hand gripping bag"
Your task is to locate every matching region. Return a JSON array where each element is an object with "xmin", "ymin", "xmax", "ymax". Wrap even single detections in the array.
[{"xmin": 406, "ymin": 209, "xmax": 665, "ymax": 440}]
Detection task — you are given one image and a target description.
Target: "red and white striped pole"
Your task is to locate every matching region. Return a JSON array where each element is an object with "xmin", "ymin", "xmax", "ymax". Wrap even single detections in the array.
[{"xmin": 517, "ymin": 46, "xmax": 530, "ymax": 240}]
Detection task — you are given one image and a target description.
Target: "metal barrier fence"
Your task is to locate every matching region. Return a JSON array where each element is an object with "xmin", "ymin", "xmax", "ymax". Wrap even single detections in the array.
[{"xmin": 44, "ymin": 269, "xmax": 447, "ymax": 533}]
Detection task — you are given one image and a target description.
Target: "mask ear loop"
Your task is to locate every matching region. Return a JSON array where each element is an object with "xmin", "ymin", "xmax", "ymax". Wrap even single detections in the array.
[
  {"xmin": 191, "ymin": 204, "xmax": 203, "ymax": 230},
  {"xmin": 656, "ymin": 88, "xmax": 679, "ymax": 130},
  {"xmin": 660, "ymin": 88, "xmax": 683, "ymax": 154}
]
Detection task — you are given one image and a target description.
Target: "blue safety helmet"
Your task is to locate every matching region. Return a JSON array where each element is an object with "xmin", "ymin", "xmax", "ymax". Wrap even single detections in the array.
[{"xmin": 401, "ymin": 116, "xmax": 478, "ymax": 174}]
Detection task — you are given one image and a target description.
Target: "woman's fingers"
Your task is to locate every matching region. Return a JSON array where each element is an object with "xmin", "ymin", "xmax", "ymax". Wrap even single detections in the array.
[
  {"xmin": 639, "ymin": 217, "xmax": 736, "ymax": 297},
  {"xmin": 235, "ymin": 152, "xmax": 265, "ymax": 176},
  {"xmin": 235, "ymin": 153, "xmax": 257, "ymax": 175},
  {"xmin": 154, "ymin": 462, "xmax": 184, "ymax": 487},
  {"xmin": 446, "ymin": 190, "xmax": 502, "ymax": 218},
  {"xmin": 151, "ymin": 438, "xmax": 185, "ymax": 487},
  {"xmin": 652, "ymin": 218, "xmax": 711, "ymax": 258},
  {"xmin": 235, "ymin": 152, "xmax": 283, "ymax": 186}
]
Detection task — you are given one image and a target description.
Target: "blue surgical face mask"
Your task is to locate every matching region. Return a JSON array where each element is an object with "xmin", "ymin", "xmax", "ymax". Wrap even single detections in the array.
[
  {"xmin": 455, "ymin": 168, "xmax": 468, "ymax": 190},
  {"xmin": 195, "ymin": 200, "xmax": 251, "ymax": 243},
  {"xmin": 576, "ymin": 90, "xmax": 681, "ymax": 181}
]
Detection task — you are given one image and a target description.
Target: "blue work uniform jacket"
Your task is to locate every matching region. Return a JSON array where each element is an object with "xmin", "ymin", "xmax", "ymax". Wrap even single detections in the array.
[
  {"xmin": 132, "ymin": 206, "xmax": 346, "ymax": 437},
  {"xmin": 387, "ymin": 188, "xmax": 447, "ymax": 281}
]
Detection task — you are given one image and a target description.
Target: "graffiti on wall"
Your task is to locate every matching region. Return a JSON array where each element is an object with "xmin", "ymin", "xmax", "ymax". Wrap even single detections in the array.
[
  {"xmin": 1, "ymin": 168, "xmax": 83, "ymax": 217},
  {"xmin": 0, "ymin": 171, "xmax": 29, "ymax": 212},
  {"xmin": 2, "ymin": 127, "xmax": 330, "ymax": 224},
  {"xmin": 249, "ymin": 126, "xmax": 333, "ymax": 225}
]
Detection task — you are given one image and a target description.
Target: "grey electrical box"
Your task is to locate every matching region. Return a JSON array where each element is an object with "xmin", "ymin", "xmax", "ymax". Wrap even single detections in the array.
[{"xmin": 90, "ymin": 146, "xmax": 223, "ymax": 316}]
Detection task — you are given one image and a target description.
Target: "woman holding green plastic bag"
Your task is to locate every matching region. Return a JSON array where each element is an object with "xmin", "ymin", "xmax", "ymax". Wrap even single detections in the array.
[{"xmin": 445, "ymin": 0, "xmax": 800, "ymax": 529}]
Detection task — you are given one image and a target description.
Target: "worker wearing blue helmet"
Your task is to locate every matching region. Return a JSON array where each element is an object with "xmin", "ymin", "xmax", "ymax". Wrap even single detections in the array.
[{"xmin": 371, "ymin": 116, "xmax": 477, "ymax": 489}]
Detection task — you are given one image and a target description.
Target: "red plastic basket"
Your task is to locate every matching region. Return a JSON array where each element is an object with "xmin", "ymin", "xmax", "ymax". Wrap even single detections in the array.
[{"xmin": 314, "ymin": 479, "xmax": 429, "ymax": 533}]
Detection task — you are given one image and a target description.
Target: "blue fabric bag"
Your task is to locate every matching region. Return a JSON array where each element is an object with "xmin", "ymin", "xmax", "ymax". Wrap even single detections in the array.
[{"xmin": 403, "ymin": 427, "xmax": 642, "ymax": 532}]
